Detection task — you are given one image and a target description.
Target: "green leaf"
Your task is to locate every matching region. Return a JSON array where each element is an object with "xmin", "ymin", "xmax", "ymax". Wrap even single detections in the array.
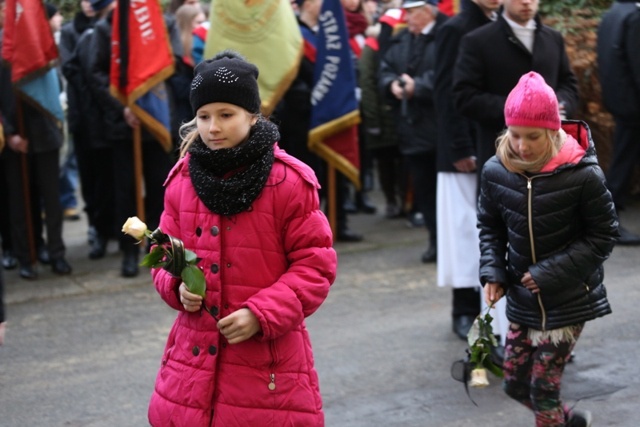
[
  {"xmin": 182, "ymin": 265, "xmax": 206, "ymax": 297},
  {"xmin": 140, "ymin": 246, "xmax": 166, "ymax": 267},
  {"xmin": 484, "ymin": 359, "xmax": 504, "ymax": 378},
  {"xmin": 184, "ymin": 249, "xmax": 198, "ymax": 264}
]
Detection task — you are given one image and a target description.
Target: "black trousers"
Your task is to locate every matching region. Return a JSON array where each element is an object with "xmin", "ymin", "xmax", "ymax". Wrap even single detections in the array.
[
  {"xmin": 404, "ymin": 151, "xmax": 437, "ymax": 243},
  {"xmin": 3, "ymin": 149, "xmax": 65, "ymax": 264},
  {"xmin": 112, "ymin": 138, "xmax": 173, "ymax": 253},
  {"xmin": 606, "ymin": 118, "xmax": 640, "ymax": 210},
  {"xmin": 74, "ymin": 128, "xmax": 116, "ymax": 239}
]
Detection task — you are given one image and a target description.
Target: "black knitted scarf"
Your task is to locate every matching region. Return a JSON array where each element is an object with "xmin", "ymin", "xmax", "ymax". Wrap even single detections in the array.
[{"xmin": 188, "ymin": 117, "xmax": 278, "ymax": 216}]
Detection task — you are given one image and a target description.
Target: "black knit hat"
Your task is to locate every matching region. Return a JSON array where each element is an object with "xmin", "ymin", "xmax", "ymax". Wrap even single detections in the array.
[{"xmin": 190, "ymin": 50, "xmax": 261, "ymax": 114}]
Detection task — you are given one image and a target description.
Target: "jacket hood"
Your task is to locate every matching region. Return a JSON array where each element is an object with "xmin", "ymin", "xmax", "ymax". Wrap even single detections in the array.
[{"xmin": 540, "ymin": 120, "xmax": 597, "ymax": 173}]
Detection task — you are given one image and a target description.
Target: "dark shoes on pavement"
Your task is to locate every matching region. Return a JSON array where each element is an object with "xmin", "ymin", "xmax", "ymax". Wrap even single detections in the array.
[
  {"xmin": 89, "ymin": 235, "xmax": 108, "ymax": 259},
  {"xmin": 51, "ymin": 258, "xmax": 72, "ymax": 275},
  {"xmin": 566, "ymin": 409, "xmax": 592, "ymax": 427},
  {"xmin": 452, "ymin": 315, "xmax": 475, "ymax": 340},
  {"xmin": 616, "ymin": 226, "xmax": 640, "ymax": 246},
  {"xmin": 19, "ymin": 264, "xmax": 38, "ymax": 280},
  {"xmin": 337, "ymin": 228, "xmax": 363, "ymax": 243},
  {"xmin": 421, "ymin": 244, "xmax": 437, "ymax": 263},
  {"xmin": 121, "ymin": 252, "xmax": 140, "ymax": 277},
  {"xmin": 2, "ymin": 251, "xmax": 18, "ymax": 270}
]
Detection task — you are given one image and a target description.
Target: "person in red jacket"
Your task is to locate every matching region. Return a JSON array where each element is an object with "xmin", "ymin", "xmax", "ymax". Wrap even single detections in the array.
[{"xmin": 147, "ymin": 50, "xmax": 337, "ymax": 427}]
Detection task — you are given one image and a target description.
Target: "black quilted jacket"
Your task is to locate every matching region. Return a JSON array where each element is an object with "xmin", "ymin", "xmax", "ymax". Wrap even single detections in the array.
[{"xmin": 477, "ymin": 121, "xmax": 618, "ymax": 330}]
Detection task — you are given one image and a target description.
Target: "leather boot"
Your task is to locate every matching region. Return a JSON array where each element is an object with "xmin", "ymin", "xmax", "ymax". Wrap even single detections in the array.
[{"xmin": 121, "ymin": 251, "xmax": 139, "ymax": 278}]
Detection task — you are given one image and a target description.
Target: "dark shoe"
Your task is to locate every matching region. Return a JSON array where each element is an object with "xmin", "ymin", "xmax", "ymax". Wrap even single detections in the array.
[
  {"xmin": 616, "ymin": 226, "xmax": 640, "ymax": 246},
  {"xmin": 566, "ymin": 409, "xmax": 592, "ymax": 427},
  {"xmin": 384, "ymin": 204, "xmax": 402, "ymax": 219},
  {"xmin": 37, "ymin": 246, "xmax": 51, "ymax": 264},
  {"xmin": 89, "ymin": 235, "xmax": 108, "ymax": 260},
  {"xmin": 337, "ymin": 228, "xmax": 363, "ymax": 242},
  {"xmin": 19, "ymin": 264, "xmax": 38, "ymax": 280},
  {"xmin": 406, "ymin": 212, "xmax": 425, "ymax": 228},
  {"xmin": 51, "ymin": 258, "xmax": 72, "ymax": 275},
  {"xmin": 356, "ymin": 193, "xmax": 377, "ymax": 214},
  {"xmin": 2, "ymin": 251, "xmax": 18, "ymax": 270},
  {"xmin": 343, "ymin": 198, "xmax": 358, "ymax": 214},
  {"xmin": 121, "ymin": 253, "xmax": 139, "ymax": 277},
  {"xmin": 452, "ymin": 315, "xmax": 475, "ymax": 340},
  {"xmin": 421, "ymin": 244, "xmax": 437, "ymax": 263}
]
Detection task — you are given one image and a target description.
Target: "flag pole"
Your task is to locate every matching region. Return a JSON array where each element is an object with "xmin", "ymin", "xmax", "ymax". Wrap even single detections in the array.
[
  {"xmin": 133, "ymin": 126, "xmax": 145, "ymax": 223},
  {"xmin": 327, "ymin": 163, "xmax": 337, "ymax": 238},
  {"xmin": 15, "ymin": 95, "xmax": 37, "ymax": 264}
]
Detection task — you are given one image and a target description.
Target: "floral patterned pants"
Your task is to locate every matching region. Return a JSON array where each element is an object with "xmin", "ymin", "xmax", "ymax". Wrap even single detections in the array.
[{"xmin": 502, "ymin": 322, "xmax": 584, "ymax": 427}]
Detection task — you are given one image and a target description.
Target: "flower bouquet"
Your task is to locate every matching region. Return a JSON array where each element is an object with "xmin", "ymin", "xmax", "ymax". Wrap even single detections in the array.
[
  {"xmin": 466, "ymin": 306, "xmax": 504, "ymax": 388},
  {"xmin": 122, "ymin": 216, "xmax": 206, "ymax": 301}
]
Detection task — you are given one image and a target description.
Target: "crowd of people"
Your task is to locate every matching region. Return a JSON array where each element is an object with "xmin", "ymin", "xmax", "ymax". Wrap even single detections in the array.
[{"xmin": 1, "ymin": 0, "xmax": 639, "ymax": 424}]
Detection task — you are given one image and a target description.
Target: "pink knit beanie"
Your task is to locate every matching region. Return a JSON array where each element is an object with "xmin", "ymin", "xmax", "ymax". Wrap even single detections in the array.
[{"xmin": 504, "ymin": 72, "xmax": 561, "ymax": 130}]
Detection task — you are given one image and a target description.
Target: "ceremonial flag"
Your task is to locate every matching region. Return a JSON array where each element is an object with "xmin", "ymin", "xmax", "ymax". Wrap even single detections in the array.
[
  {"xmin": 110, "ymin": 0, "xmax": 174, "ymax": 152},
  {"xmin": 308, "ymin": 0, "xmax": 360, "ymax": 187},
  {"xmin": 205, "ymin": 0, "xmax": 302, "ymax": 115},
  {"xmin": 1, "ymin": 0, "xmax": 63, "ymax": 123}
]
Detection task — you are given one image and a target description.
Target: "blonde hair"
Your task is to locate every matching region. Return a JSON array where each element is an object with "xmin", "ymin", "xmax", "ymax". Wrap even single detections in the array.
[
  {"xmin": 496, "ymin": 128, "xmax": 566, "ymax": 173},
  {"xmin": 175, "ymin": 4, "xmax": 202, "ymax": 65},
  {"xmin": 178, "ymin": 117, "xmax": 199, "ymax": 158}
]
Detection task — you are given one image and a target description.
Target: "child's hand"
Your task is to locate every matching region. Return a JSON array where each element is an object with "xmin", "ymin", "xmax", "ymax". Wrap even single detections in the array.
[
  {"xmin": 521, "ymin": 272, "xmax": 540, "ymax": 294},
  {"xmin": 217, "ymin": 308, "xmax": 261, "ymax": 345},
  {"xmin": 484, "ymin": 282, "xmax": 504, "ymax": 305},
  {"xmin": 178, "ymin": 282, "xmax": 203, "ymax": 312}
]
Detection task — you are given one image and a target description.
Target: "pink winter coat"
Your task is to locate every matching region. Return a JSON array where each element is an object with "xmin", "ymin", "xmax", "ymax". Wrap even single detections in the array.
[{"xmin": 148, "ymin": 146, "xmax": 337, "ymax": 427}]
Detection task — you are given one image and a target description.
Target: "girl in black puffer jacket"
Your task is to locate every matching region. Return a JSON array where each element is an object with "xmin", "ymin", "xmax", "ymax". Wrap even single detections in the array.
[{"xmin": 477, "ymin": 72, "xmax": 618, "ymax": 427}]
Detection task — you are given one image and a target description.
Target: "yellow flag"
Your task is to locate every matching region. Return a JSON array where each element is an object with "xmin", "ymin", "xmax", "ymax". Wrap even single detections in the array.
[{"xmin": 205, "ymin": 0, "xmax": 302, "ymax": 115}]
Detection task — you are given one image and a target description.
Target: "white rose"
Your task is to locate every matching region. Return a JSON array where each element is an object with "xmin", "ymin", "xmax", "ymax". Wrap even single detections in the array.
[
  {"xmin": 122, "ymin": 216, "xmax": 148, "ymax": 241},
  {"xmin": 469, "ymin": 368, "xmax": 490, "ymax": 388}
]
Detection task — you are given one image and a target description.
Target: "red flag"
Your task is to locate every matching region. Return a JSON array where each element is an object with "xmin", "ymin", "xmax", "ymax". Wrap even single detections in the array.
[
  {"xmin": 1, "ymin": 0, "xmax": 58, "ymax": 83},
  {"xmin": 110, "ymin": 0, "xmax": 174, "ymax": 150}
]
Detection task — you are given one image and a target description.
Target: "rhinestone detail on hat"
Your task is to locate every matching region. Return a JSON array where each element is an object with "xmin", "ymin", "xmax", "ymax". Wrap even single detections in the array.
[
  {"xmin": 191, "ymin": 74, "xmax": 204, "ymax": 90},
  {"xmin": 214, "ymin": 67, "xmax": 240, "ymax": 84}
]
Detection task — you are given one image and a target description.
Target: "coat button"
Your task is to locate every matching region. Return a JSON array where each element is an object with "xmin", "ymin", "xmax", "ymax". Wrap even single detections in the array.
[
  {"xmin": 226, "ymin": 263, "xmax": 231, "ymax": 268},
  {"xmin": 210, "ymin": 226, "xmax": 219, "ymax": 236},
  {"xmin": 211, "ymin": 263, "xmax": 219, "ymax": 273},
  {"xmin": 195, "ymin": 227, "xmax": 202, "ymax": 237},
  {"xmin": 209, "ymin": 305, "xmax": 219, "ymax": 317},
  {"xmin": 192, "ymin": 346, "xmax": 200, "ymax": 356},
  {"xmin": 208, "ymin": 345, "xmax": 217, "ymax": 355}
]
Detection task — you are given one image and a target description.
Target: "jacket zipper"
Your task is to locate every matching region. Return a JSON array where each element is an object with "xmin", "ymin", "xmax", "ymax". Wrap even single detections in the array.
[
  {"xmin": 268, "ymin": 341, "xmax": 278, "ymax": 391},
  {"xmin": 525, "ymin": 176, "xmax": 547, "ymax": 331}
]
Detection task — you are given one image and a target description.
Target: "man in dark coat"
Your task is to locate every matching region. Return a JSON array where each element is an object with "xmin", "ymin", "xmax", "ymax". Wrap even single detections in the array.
[
  {"xmin": 433, "ymin": 0, "xmax": 501, "ymax": 341},
  {"xmin": 452, "ymin": 0, "xmax": 578, "ymax": 176},
  {"xmin": 61, "ymin": 0, "xmax": 117, "ymax": 260},
  {"xmin": 380, "ymin": 0, "xmax": 447, "ymax": 263},
  {"xmin": 597, "ymin": 0, "xmax": 640, "ymax": 245}
]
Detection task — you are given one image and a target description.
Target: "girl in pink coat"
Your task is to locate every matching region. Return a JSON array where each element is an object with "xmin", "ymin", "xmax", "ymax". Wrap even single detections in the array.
[{"xmin": 148, "ymin": 50, "xmax": 337, "ymax": 427}]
